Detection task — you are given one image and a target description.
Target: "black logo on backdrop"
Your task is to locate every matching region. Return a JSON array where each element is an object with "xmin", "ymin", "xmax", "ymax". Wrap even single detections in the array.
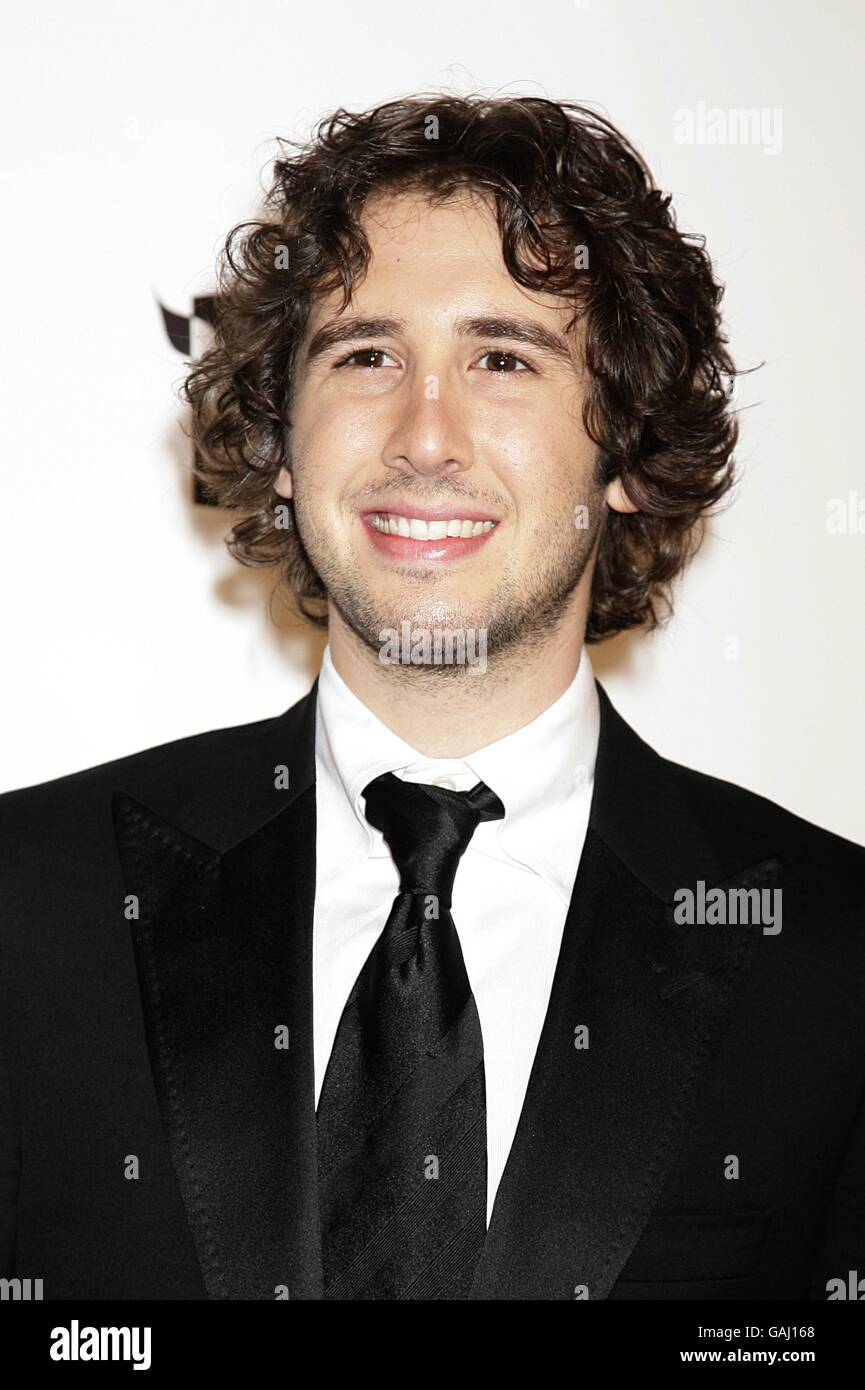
[{"xmin": 159, "ymin": 295, "xmax": 219, "ymax": 506}]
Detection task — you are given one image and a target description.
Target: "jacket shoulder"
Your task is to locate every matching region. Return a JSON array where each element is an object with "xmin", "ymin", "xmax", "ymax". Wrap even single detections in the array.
[
  {"xmin": 0, "ymin": 690, "xmax": 315, "ymax": 855},
  {"xmin": 664, "ymin": 752, "xmax": 865, "ymax": 881}
]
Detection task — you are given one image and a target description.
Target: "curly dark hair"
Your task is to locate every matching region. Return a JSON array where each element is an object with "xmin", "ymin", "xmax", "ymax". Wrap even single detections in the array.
[{"xmin": 182, "ymin": 92, "xmax": 740, "ymax": 641}]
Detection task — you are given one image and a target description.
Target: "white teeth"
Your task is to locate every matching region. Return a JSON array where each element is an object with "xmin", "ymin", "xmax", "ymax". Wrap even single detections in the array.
[{"xmin": 369, "ymin": 513, "xmax": 498, "ymax": 540}]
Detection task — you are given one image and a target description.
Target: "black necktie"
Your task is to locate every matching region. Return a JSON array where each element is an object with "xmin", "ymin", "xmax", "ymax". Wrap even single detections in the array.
[{"xmin": 315, "ymin": 771, "xmax": 505, "ymax": 1300}]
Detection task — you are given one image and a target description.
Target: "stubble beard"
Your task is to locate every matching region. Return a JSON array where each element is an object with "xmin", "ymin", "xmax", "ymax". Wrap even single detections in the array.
[{"xmin": 292, "ymin": 489, "xmax": 606, "ymax": 679}]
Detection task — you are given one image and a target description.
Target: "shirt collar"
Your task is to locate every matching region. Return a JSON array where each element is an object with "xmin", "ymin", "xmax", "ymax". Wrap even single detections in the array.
[{"xmin": 314, "ymin": 643, "xmax": 600, "ymax": 902}]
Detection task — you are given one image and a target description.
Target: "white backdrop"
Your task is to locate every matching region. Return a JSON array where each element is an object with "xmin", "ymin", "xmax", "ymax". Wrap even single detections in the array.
[{"xmin": 1, "ymin": 0, "xmax": 863, "ymax": 844}]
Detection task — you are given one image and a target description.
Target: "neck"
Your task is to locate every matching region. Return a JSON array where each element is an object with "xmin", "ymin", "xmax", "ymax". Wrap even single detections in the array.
[{"xmin": 326, "ymin": 604, "xmax": 588, "ymax": 758}]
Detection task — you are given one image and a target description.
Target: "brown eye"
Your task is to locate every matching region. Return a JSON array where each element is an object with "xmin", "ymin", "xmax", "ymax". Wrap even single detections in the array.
[
  {"xmin": 335, "ymin": 347, "xmax": 395, "ymax": 369},
  {"xmin": 477, "ymin": 350, "xmax": 532, "ymax": 373}
]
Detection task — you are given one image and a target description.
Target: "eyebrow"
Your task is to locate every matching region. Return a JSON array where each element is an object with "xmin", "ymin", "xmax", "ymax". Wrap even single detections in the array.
[{"xmin": 302, "ymin": 314, "xmax": 577, "ymax": 367}]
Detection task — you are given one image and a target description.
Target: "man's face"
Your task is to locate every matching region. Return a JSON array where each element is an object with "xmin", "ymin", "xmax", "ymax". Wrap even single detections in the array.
[{"xmin": 277, "ymin": 188, "xmax": 615, "ymax": 667}]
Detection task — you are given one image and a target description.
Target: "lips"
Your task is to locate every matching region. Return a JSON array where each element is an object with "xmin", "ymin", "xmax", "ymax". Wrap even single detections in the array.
[{"xmin": 360, "ymin": 507, "xmax": 500, "ymax": 561}]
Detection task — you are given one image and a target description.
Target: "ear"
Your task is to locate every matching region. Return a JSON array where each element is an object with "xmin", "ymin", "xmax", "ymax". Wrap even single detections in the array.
[
  {"xmin": 274, "ymin": 465, "xmax": 293, "ymax": 500},
  {"xmin": 604, "ymin": 476, "xmax": 639, "ymax": 515}
]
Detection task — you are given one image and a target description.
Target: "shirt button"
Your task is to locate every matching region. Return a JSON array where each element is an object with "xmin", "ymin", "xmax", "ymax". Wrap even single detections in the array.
[{"xmin": 430, "ymin": 775, "xmax": 458, "ymax": 791}]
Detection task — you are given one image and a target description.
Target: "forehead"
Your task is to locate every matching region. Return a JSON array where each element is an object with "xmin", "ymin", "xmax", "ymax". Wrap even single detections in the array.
[
  {"xmin": 306, "ymin": 186, "xmax": 575, "ymax": 327},
  {"xmin": 360, "ymin": 186, "xmax": 504, "ymax": 266}
]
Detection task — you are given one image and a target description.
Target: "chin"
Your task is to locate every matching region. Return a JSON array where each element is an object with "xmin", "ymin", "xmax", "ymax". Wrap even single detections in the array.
[{"xmin": 379, "ymin": 598, "xmax": 489, "ymax": 635}]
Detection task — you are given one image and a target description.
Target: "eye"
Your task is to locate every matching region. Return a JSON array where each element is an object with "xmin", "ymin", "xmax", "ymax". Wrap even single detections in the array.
[
  {"xmin": 475, "ymin": 349, "xmax": 534, "ymax": 374},
  {"xmin": 333, "ymin": 346, "xmax": 398, "ymax": 369}
]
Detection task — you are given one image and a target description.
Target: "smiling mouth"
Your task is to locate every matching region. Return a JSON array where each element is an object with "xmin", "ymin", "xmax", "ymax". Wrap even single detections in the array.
[
  {"xmin": 359, "ymin": 507, "xmax": 501, "ymax": 561},
  {"xmin": 367, "ymin": 512, "xmax": 498, "ymax": 540}
]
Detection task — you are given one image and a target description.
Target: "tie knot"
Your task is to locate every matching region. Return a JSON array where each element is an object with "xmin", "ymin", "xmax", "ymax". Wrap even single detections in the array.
[{"xmin": 362, "ymin": 772, "xmax": 505, "ymax": 907}]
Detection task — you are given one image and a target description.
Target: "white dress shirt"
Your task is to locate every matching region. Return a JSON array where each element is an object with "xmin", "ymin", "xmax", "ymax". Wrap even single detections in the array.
[{"xmin": 312, "ymin": 643, "xmax": 600, "ymax": 1223}]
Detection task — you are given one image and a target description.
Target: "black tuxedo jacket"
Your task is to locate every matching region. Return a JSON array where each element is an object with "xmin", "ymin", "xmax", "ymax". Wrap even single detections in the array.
[{"xmin": 1, "ymin": 680, "xmax": 863, "ymax": 1300}]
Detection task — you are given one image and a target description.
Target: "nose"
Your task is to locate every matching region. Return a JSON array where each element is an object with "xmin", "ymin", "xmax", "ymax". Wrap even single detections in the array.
[{"xmin": 381, "ymin": 373, "xmax": 474, "ymax": 479}]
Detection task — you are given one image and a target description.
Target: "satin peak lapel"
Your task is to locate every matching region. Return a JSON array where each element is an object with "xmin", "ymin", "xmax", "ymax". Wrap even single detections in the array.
[{"xmin": 112, "ymin": 779, "xmax": 322, "ymax": 1301}]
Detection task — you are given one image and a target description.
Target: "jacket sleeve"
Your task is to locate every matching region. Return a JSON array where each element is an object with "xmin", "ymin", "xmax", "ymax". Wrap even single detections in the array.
[{"xmin": 809, "ymin": 1079, "xmax": 865, "ymax": 1298}]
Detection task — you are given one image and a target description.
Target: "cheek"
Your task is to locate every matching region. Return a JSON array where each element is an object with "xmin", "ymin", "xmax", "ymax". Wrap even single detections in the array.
[
  {"xmin": 499, "ymin": 428, "xmax": 589, "ymax": 508},
  {"xmin": 293, "ymin": 397, "xmax": 379, "ymax": 478},
  {"xmin": 290, "ymin": 419, "xmax": 355, "ymax": 510}
]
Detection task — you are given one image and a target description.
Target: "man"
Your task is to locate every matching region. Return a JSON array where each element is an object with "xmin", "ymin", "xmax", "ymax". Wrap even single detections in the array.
[{"xmin": 1, "ymin": 94, "xmax": 863, "ymax": 1302}]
